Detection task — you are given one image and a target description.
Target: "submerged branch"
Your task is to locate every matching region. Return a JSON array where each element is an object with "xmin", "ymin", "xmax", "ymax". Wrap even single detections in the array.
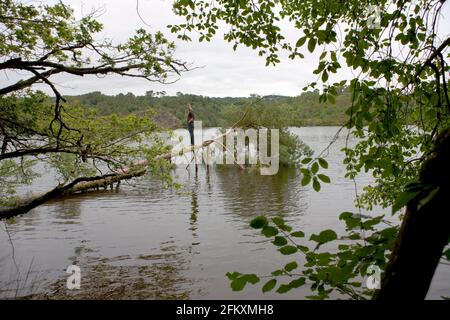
[
  {"xmin": 0, "ymin": 123, "xmax": 245, "ymax": 219},
  {"xmin": 0, "ymin": 168, "xmax": 146, "ymax": 219}
]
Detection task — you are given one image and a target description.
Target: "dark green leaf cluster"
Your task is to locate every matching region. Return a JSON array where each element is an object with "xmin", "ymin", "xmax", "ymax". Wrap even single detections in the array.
[{"xmin": 228, "ymin": 214, "xmax": 397, "ymax": 299}]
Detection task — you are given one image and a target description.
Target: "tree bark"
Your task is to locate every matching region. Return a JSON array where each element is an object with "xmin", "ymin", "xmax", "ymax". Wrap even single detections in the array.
[
  {"xmin": 0, "ymin": 129, "xmax": 240, "ymax": 219},
  {"xmin": 0, "ymin": 168, "xmax": 146, "ymax": 219},
  {"xmin": 375, "ymin": 128, "xmax": 450, "ymax": 300}
]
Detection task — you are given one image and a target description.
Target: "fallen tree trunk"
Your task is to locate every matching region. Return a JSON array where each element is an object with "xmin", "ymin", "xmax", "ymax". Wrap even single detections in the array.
[
  {"xmin": 0, "ymin": 99, "xmax": 259, "ymax": 219},
  {"xmin": 0, "ymin": 128, "xmax": 240, "ymax": 219},
  {"xmin": 112, "ymin": 124, "xmax": 247, "ymax": 175},
  {"xmin": 374, "ymin": 128, "xmax": 450, "ymax": 300},
  {"xmin": 0, "ymin": 168, "xmax": 147, "ymax": 219}
]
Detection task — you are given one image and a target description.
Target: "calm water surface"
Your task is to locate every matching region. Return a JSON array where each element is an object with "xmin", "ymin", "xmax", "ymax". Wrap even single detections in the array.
[{"xmin": 0, "ymin": 127, "xmax": 448, "ymax": 299}]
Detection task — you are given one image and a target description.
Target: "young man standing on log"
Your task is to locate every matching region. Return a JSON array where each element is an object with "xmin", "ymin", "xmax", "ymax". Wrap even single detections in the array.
[{"xmin": 187, "ymin": 103, "xmax": 195, "ymax": 146}]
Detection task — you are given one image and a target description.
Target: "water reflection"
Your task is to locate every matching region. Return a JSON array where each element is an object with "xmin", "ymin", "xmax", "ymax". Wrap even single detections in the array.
[
  {"xmin": 0, "ymin": 156, "xmax": 320, "ymax": 299},
  {"xmin": 50, "ymin": 201, "xmax": 81, "ymax": 225},
  {"xmin": 35, "ymin": 239, "xmax": 195, "ymax": 299},
  {"xmin": 214, "ymin": 166, "xmax": 308, "ymax": 220},
  {"xmin": 0, "ymin": 127, "xmax": 448, "ymax": 299},
  {"xmin": 189, "ymin": 169, "xmax": 199, "ymax": 246}
]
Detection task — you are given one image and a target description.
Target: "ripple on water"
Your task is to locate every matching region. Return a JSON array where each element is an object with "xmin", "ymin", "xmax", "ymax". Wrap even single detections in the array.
[{"xmin": 0, "ymin": 127, "xmax": 448, "ymax": 299}]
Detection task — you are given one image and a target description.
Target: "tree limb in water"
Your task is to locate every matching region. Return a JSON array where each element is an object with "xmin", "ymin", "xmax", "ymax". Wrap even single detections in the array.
[
  {"xmin": 0, "ymin": 168, "xmax": 146, "ymax": 219},
  {"xmin": 0, "ymin": 95, "xmax": 265, "ymax": 219},
  {"xmin": 0, "ymin": 125, "xmax": 243, "ymax": 219}
]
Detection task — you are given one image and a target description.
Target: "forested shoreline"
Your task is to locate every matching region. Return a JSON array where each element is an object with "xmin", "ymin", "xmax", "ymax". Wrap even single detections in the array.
[{"xmin": 65, "ymin": 88, "xmax": 351, "ymax": 128}]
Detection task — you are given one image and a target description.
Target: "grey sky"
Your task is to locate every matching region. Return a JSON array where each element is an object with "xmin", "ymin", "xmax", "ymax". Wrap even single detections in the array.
[{"xmin": 1, "ymin": 0, "xmax": 449, "ymax": 97}]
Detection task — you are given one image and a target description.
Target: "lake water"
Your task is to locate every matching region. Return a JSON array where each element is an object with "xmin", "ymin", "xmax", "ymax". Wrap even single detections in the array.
[{"xmin": 0, "ymin": 127, "xmax": 448, "ymax": 299}]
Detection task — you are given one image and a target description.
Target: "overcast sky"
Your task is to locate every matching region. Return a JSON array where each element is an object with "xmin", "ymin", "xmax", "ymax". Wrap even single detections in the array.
[{"xmin": 2, "ymin": 0, "xmax": 449, "ymax": 97}]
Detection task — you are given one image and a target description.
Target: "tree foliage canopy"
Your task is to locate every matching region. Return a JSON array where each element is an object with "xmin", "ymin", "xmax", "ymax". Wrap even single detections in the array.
[
  {"xmin": 65, "ymin": 89, "xmax": 352, "ymax": 128},
  {"xmin": 0, "ymin": 0, "xmax": 188, "ymax": 207},
  {"xmin": 170, "ymin": 0, "xmax": 450, "ymax": 298}
]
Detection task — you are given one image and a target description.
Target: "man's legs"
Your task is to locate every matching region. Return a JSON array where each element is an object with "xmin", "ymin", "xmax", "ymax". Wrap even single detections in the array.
[{"xmin": 188, "ymin": 123, "xmax": 194, "ymax": 146}]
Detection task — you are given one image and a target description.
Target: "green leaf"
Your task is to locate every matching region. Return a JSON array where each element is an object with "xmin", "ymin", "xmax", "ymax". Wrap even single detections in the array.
[
  {"xmin": 348, "ymin": 233, "xmax": 361, "ymax": 240},
  {"xmin": 301, "ymin": 174, "xmax": 311, "ymax": 186},
  {"xmin": 272, "ymin": 217, "xmax": 285, "ymax": 227},
  {"xmin": 250, "ymin": 216, "xmax": 268, "ymax": 229},
  {"xmin": 279, "ymin": 224, "xmax": 293, "ymax": 232},
  {"xmin": 271, "ymin": 270, "xmax": 284, "ymax": 276},
  {"xmin": 318, "ymin": 158, "xmax": 328, "ymax": 168},
  {"xmin": 331, "ymin": 51, "xmax": 337, "ymax": 62},
  {"xmin": 276, "ymin": 284, "xmax": 291, "ymax": 294},
  {"xmin": 298, "ymin": 245, "xmax": 310, "ymax": 253},
  {"xmin": 310, "ymin": 229, "xmax": 338, "ymax": 247},
  {"xmin": 244, "ymin": 274, "xmax": 260, "ymax": 284},
  {"xmin": 262, "ymin": 279, "xmax": 277, "ymax": 293},
  {"xmin": 339, "ymin": 211, "xmax": 361, "ymax": 230},
  {"xmin": 230, "ymin": 274, "xmax": 260, "ymax": 291},
  {"xmin": 295, "ymin": 36, "xmax": 306, "ymax": 47},
  {"xmin": 322, "ymin": 70, "xmax": 328, "ymax": 82},
  {"xmin": 230, "ymin": 277, "xmax": 246, "ymax": 291},
  {"xmin": 301, "ymin": 157, "xmax": 312, "ymax": 164},
  {"xmin": 307, "ymin": 38, "xmax": 317, "ymax": 53},
  {"xmin": 311, "ymin": 162, "xmax": 319, "ymax": 174},
  {"xmin": 317, "ymin": 174, "xmax": 330, "ymax": 183},
  {"xmin": 279, "ymin": 245, "xmax": 298, "ymax": 255},
  {"xmin": 339, "ymin": 211, "xmax": 353, "ymax": 220},
  {"xmin": 262, "ymin": 226, "xmax": 278, "ymax": 237},
  {"xmin": 392, "ymin": 190, "xmax": 420, "ymax": 214},
  {"xmin": 272, "ymin": 236, "xmax": 288, "ymax": 246},
  {"xmin": 300, "ymin": 168, "xmax": 310, "ymax": 175},
  {"xmin": 284, "ymin": 261, "xmax": 298, "ymax": 272},
  {"xmin": 226, "ymin": 272, "xmax": 241, "ymax": 280},
  {"xmin": 291, "ymin": 231, "xmax": 305, "ymax": 238},
  {"xmin": 289, "ymin": 277, "xmax": 306, "ymax": 288},
  {"xmin": 313, "ymin": 178, "xmax": 321, "ymax": 192}
]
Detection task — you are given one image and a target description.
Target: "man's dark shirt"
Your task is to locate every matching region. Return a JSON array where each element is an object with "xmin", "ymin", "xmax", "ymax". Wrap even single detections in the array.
[
  {"xmin": 187, "ymin": 111, "xmax": 195, "ymax": 145},
  {"xmin": 187, "ymin": 111, "xmax": 195, "ymax": 124}
]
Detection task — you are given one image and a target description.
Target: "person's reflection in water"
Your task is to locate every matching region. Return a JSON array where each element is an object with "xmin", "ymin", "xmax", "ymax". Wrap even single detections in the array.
[
  {"xmin": 189, "ymin": 169, "xmax": 200, "ymax": 249},
  {"xmin": 205, "ymin": 165, "xmax": 212, "ymax": 194}
]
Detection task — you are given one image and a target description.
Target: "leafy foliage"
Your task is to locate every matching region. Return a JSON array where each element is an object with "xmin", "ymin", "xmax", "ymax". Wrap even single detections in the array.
[
  {"xmin": 0, "ymin": 1, "xmax": 187, "ymax": 207},
  {"xmin": 64, "ymin": 89, "xmax": 353, "ymax": 129},
  {"xmin": 0, "ymin": 92, "xmax": 173, "ymax": 205},
  {"xmin": 169, "ymin": 0, "xmax": 450, "ymax": 298},
  {"xmin": 171, "ymin": 0, "xmax": 450, "ymax": 210},
  {"xmin": 239, "ymin": 215, "xmax": 397, "ymax": 299}
]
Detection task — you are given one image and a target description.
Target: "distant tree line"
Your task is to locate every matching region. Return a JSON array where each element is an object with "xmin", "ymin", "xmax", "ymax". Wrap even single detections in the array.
[{"xmin": 65, "ymin": 88, "xmax": 352, "ymax": 129}]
